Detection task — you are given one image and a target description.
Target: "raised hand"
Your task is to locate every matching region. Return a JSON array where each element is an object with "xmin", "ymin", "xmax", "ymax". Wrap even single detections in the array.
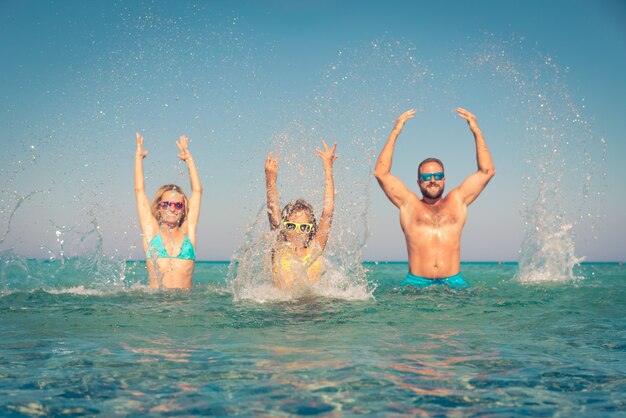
[
  {"xmin": 136, "ymin": 132, "xmax": 148, "ymax": 158},
  {"xmin": 456, "ymin": 107, "xmax": 480, "ymax": 132},
  {"xmin": 265, "ymin": 151, "xmax": 279, "ymax": 179},
  {"xmin": 395, "ymin": 108, "xmax": 416, "ymax": 129},
  {"xmin": 265, "ymin": 151, "xmax": 281, "ymax": 229},
  {"xmin": 316, "ymin": 140, "xmax": 337, "ymax": 169},
  {"xmin": 176, "ymin": 135, "xmax": 192, "ymax": 161}
]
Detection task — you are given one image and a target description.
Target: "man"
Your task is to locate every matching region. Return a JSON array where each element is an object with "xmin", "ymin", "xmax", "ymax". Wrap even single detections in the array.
[{"xmin": 374, "ymin": 108, "xmax": 495, "ymax": 287}]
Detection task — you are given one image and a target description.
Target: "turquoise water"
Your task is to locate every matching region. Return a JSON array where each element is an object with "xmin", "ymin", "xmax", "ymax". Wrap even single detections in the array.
[{"xmin": 1, "ymin": 261, "xmax": 625, "ymax": 416}]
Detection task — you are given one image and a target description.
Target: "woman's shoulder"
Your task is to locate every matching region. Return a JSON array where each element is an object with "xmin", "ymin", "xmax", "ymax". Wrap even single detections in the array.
[{"xmin": 142, "ymin": 222, "xmax": 161, "ymax": 242}]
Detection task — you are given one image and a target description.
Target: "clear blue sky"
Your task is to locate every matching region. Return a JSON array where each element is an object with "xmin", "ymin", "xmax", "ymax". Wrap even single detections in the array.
[{"xmin": 1, "ymin": 0, "xmax": 624, "ymax": 262}]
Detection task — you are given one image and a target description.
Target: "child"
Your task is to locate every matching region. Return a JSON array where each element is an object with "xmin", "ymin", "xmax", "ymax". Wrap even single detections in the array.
[{"xmin": 264, "ymin": 140, "xmax": 337, "ymax": 290}]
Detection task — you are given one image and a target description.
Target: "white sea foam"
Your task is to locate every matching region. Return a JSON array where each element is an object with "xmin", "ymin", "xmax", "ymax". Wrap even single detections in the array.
[
  {"xmin": 232, "ymin": 270, "xmax": 374, "ymax": 303},
  {"xmin": 44, "ymin": 282, "xmax": 152, "ymax": 296}
]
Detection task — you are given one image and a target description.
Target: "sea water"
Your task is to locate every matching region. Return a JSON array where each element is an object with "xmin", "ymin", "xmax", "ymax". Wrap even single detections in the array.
[{"xmin": 1, "ymin": 261, "xmax": 624, "ymax": 416}]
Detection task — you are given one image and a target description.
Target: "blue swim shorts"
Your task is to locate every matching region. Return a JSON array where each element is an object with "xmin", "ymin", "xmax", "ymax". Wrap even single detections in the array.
[{"xmin": 401, "ymin": 272, "xmax": 470, "ymax": 288}]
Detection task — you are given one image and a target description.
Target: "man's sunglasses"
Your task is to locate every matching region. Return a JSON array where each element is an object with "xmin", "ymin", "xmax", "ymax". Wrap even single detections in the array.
[{"xmin": 419, "ymin": 172, "xmax": 445, "ymax": 182}]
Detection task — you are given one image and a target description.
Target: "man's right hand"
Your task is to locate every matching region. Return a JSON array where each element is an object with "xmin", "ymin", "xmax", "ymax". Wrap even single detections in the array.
[{"xmin": 394, "ymin": 109, "xmax": 416, "ymax": 130}]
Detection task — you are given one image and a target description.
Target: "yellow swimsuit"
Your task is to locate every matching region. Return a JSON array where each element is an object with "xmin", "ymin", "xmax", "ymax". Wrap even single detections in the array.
[{"xmin": 272, "ymin": 243, "xmax": 324, "ymax": 289}]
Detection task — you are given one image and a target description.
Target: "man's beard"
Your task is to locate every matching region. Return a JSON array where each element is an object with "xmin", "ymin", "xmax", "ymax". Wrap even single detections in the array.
[{"xmin": 421, "ymin": 184, "xmax": 444, "ymax": 199}]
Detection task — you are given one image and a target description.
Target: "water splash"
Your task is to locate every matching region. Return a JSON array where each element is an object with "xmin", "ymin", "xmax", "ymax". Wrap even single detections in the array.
[
  {"xmin": 1, "ymin": 213, "xmax": 139, "ymax": 293},
  {"xmin": 463, "ymin": 36, "xmax": 606, "ymax": 282},
  {"xmin": 228, "ymin": 39, "xmax": 426, "ymax": 301},
  {"xmin": 0, "ymin": 190, "xmax": 49, "ymax": 246}
]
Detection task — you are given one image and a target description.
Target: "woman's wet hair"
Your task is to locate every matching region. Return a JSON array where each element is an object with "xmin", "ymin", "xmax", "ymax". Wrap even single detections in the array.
[
  {"xmin": 151, "ymin": 184, "xmax": 189, "ymax": 226},
  {"xmin": 279, "ymin": 198, "xmax": 317, "ymax": 245}
]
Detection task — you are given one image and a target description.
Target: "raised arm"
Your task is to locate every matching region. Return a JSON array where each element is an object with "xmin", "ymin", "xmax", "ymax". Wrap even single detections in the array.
[
  {"xmin": 265, "ymin": 152, "xmax": 281, "ymax": 230},
  {"xmin": 176, "ymin": 135, "xmax": 202, "ymax": 243},
  {"xmin": 313, "ymin": 140, "xmax": 337, "ymax": 251},
  {"xmin": 374, "ymin": 109, "xmax": 416, "ymax": 208},
  {"xmin": 455, "ymin": 108, "xmax": 495, "ymax": 206},
  {"xmin": 134, "ymin": 133, "xmax": 158, "ymax": 249}
]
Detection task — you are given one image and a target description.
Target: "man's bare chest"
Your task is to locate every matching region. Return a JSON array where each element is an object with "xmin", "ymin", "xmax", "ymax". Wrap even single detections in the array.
[{"xmin": 402, "ymin": 203, "xmax": 463, "ymax": 230}]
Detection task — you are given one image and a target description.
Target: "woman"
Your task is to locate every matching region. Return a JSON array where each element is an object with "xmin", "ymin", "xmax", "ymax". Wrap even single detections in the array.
[
  {"xmin": 134, "ymin": 133, "xmax": 202, "ymax": 289},
  {"xmin": 265, "ymin": 140, "xmax": 337, "ymax": 290}
]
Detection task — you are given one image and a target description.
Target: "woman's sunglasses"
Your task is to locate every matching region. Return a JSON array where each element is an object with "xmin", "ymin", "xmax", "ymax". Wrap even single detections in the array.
[
  {"xmin": 283, "ymin": 221, "xmax": 313, "ymax": 233},
  {"xmin": 159, "ymin": 201, "xmax": 185, "ymax": 210}
]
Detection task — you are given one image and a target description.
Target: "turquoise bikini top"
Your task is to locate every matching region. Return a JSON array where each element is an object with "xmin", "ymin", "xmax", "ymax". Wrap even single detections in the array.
[{"xmin": 146, "ymin": 233, "xmax": 196, "ymax": 261}]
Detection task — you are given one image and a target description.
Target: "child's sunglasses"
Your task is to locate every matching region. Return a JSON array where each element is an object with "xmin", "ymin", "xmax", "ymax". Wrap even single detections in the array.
[{"xmin": 283, "ymin": 221, "xmax": 313, "ymax": 233}]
